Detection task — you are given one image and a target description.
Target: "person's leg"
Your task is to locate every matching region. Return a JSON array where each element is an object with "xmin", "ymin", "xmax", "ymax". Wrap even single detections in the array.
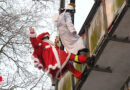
[{"xmin": 65, "ymin": 62, "xmax": 82, "ymax": 79}]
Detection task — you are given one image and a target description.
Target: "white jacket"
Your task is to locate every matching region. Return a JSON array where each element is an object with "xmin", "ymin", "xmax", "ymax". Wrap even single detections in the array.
[{"xmin": 55, "ymin": 11, "xmax": 85, "ymax": 54}]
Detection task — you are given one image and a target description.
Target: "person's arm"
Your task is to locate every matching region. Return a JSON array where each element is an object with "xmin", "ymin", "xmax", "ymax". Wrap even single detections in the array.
[
  {"xmin": 65, "ymin": 12, "xmax": 77, "ymax": 35},
  {"xmin": 29, "ymin": 27, "xmax": 39, "ymax": 49}
]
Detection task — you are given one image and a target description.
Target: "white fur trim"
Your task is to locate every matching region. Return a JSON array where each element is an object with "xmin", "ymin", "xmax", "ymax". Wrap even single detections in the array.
[
  {"xmin": 46, "ymin": 64, "xmax": 59, "ymax": 74},
  {"xmin": 43, "ymin": 40, "xmax": 55, "ymax": 46},
  {"xmin": 51, "ymin": 46, "xmax": 61, "ymax": 68},
  {"xmin": 61, "ymin": 53, "xmax": 71, "ymax": 70},
  {"xmin": 46, "ymin": 64, "xmax": 60, "ymax": 82},
  {"xmin": 38, "ymin": 43, "xmax": 42, "ymax": 46},
  {"xmin": 31, "ymin": 55, "xmax": 44, "ymax": 69},
  {"xmin": 34, "ymin": 63, "xmax": 39, "ymax": 68},
  {"xmin": 45, "ymin": 45, "xmax": 51, "ymax": 49},
  {"xmin": 29, "ymin": 33, "xmax": 36, "ymax": 37},
  {"xmin": 34, "ymin": 59, "xmax": 39, "ymax": 62},
  {"xmin": 44, "ymin": 35, "xmax": 49, "ymax": 37}
]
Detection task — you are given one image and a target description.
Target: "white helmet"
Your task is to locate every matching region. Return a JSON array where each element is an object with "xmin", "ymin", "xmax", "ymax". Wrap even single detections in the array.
[{"xmin": 64, "ymin": 5, "xmax": 74, "ymax": 10}]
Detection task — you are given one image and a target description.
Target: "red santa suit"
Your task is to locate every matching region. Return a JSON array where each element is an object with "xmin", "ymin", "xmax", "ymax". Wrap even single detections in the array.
[
  {"xmin": 29, "ymin": 32, "xmax": 88, "ymax": 82},
  {"xmin": 0, "ymin": 76, "xmax": 2, "ymax": 82}
]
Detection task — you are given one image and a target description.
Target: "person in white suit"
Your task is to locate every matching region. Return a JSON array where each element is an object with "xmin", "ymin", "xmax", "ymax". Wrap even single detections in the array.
[{"xmin": 53, "ymin": 3, "xmax": 89, "ymax": 55}]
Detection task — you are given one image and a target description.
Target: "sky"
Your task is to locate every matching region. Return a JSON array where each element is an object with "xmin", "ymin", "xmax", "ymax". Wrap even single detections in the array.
[{"xmin": 74, "ymin": 0, "xmax": 94, "ymax": 33}]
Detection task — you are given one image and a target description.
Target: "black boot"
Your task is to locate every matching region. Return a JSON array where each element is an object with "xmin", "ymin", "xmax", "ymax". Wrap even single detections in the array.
[
  {"xmin": 86, "ymin": 55, "xmax": 95, "ymax": 67},
  {"xmin": 77, "ymin": 48, "xmax": 89, "ymax": 55},
  {"xmin": 52, "ymin": 83, "xmax": 55, "ymax": 86},
  {"xmin": 50, "ymin": 83, "xmax": 55, "ymax": 90}
]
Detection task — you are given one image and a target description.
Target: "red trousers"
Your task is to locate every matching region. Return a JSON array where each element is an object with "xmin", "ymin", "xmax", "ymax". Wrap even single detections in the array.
[
  {"xmin": 69, "ymin": 53, "xmax": 87, "ymax": 63},
  {"xmin": 64, "ymin": 54, "xmax": 87, "ymax": 79}
]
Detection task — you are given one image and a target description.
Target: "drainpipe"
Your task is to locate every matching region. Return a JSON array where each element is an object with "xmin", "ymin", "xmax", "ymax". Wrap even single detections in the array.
[
  {"xmin": 70, "ymin": 1, "xmax": 76, "ymax": 90},
  {"xmin": 55, "ymin": 1, "xmax": 66, "ymax": 90}
]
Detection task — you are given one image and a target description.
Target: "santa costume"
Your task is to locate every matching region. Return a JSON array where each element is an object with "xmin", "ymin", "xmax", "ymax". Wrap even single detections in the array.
[
  {"xmin": 29, "ymin": 29, "xmax": 92, "ymax": 82},
  {"xmin": 0, "ymin": 76, "xmax": 2, "ymax": 82}
]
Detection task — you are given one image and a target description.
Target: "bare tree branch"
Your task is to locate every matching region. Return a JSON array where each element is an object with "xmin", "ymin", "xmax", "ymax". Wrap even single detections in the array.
[{"xmin": 0, "ymin": 0, "xmax": 56, "ymax": 89}]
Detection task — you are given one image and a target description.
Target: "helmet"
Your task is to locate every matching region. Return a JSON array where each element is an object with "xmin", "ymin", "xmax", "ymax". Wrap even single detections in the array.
[{"xmin": 64, "ymin": 4, "xmax": 74, "ymax": 10}]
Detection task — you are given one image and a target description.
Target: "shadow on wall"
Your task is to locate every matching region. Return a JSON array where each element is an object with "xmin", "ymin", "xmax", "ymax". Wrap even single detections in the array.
[{"xmin": 58, "ymin": 72, "xmax": 73, "ymax": 90}]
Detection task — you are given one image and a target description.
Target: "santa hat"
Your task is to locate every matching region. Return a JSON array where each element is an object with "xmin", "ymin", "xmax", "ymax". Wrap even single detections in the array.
[{"xmin": 37, "ymin": 32, "xmax": 50, "ymax": 40}]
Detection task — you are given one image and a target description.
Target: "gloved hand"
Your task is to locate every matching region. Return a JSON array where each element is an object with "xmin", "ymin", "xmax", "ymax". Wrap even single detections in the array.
[
  {"xmin": 77, "ymin": 48, "xmax": 89, "ymax": 55},
  {"xmin": 87, "ymin": 55, "xmax": 95, "ymax": 67}
]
